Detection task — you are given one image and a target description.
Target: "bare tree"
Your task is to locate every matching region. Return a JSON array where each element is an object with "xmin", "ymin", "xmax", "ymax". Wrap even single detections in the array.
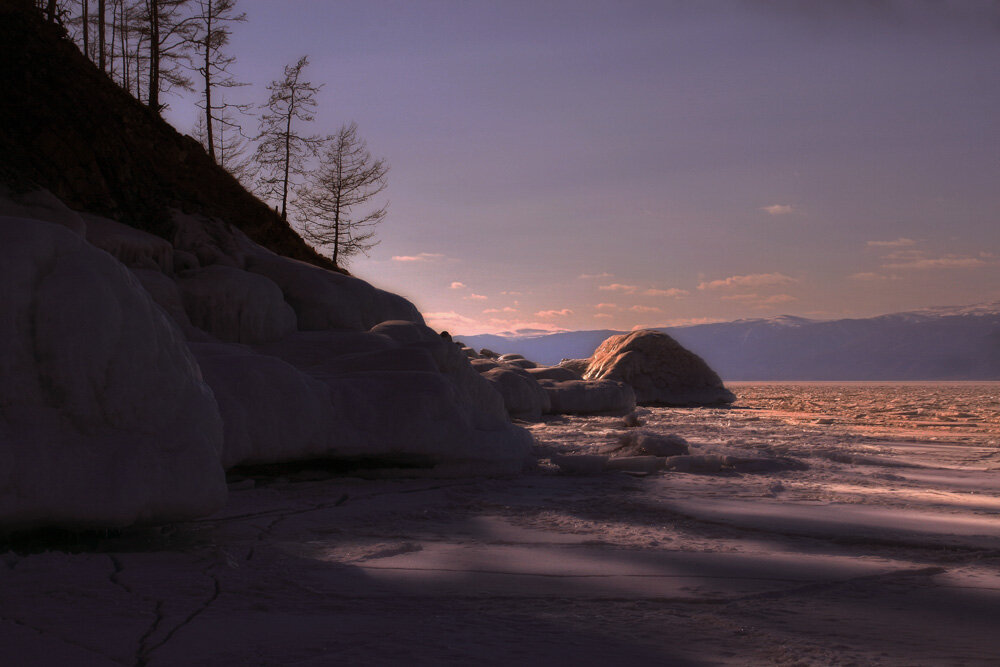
[
  {"xmin": 296, "ymin": 122, "xmax": 389, "ymax": 266},
  {"xmin": 193, "ymin": 101, "xmax": 251, "ymax": 183},
  {"xmin": 141, "ymin": 0, "xmax": 194, "ymax": 112},
  {"xmin": 188, "ymin": 0, "xmax": 246, "ymax": 162},
  {"xmin": 253, "ymin": 56, "xmax": 323, "ymax": 221},
  {"xmin": 98, "ymin": 0, "xmax": 106, "ymax": 70}
]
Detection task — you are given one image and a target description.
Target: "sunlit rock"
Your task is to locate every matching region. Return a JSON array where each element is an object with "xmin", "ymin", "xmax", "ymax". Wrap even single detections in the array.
[
  {"xmin": 527, "ymin": 366, "xmax": 583, "ymax": 381},
  {"xmin": 582, "ymin": 330, "xmax": 736, "ymax": 406},
  {"xmin": 0, "ymin": 216, "xmax": 226, "ymax": 529}
]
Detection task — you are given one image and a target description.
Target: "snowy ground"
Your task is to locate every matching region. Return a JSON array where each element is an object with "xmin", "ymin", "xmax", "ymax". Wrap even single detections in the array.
[{"xmin": 3, "ymin": 383, "xmax": 1000, "ymax": 666}]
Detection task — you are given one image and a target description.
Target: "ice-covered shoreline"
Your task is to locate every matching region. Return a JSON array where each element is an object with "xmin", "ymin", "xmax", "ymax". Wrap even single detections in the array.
[{"xmin": 3, "ymin": 384, "xmax": 999, "ymax": 665}]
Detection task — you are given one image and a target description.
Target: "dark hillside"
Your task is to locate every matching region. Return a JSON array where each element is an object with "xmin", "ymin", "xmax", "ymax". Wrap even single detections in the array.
[{"xmin": 0, "ymin": 0, "xmax": 334, "ymax": 269}]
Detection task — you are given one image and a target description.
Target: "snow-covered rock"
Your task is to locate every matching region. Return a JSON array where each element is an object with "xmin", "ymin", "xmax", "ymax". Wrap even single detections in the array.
[
  {"xmin": 582, "ymin": 330, "xmax": 736, "ymax": 406},
  {"xmin": 539, "ymin": 378, "xmax": 636, "ymax": 415},
  {"xmin": 0, "ymin": 216, "xmax": 226, "ymax": 529},
  {"xmin": 0, "ymin": 187, "xmax": 86, "ymax": 235},
  {"xmin": 249, "ymin": 321, "xmax": 534, "ymax": 475},
  {"xmin": 128, "ymin": 268, "xmax": 197, "ymax": 333},
  {"xmin": 479, "ymin": 365, "xmax": 551, "ymax": 420},
  {"xmin": 191, "ymin": 343, "xmax": 335, "ymax": 468},
  {"xmin": 178, "ymin": 265, "xmax": 297, "ymax": 344},
  {"xmin": 83, "ymin": 212, "xmax": 174, "ymax": 272},
  {"xmin": 171, "ymin": 211, "xmax": 249, "ymax": 269},
  {"xmin": 245, "ymin": 249, "xmax": 422, "ymax": 331}
]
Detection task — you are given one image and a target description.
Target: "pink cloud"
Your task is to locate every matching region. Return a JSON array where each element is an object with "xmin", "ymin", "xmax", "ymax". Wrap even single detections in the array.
[
  {"xmin": 391, "ymin": 253, "xmax": 444, "ymax": 262},
  {"xmin": 643, "ymin": 288, "xmax": 689, "ymax": 297},
  {"xmin": 535, "ymin": 309, "xmax": 574, "ymax": 318},
  {"xmin": 599, "ymin": 283, "xmax": 638, "ymax": 293},
  {"xmin": 698, "ymin": 272, "xmax": 796, "ymax": 290}
]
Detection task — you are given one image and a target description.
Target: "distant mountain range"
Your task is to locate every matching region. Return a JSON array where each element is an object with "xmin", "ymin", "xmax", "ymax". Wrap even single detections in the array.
[{"xmin": 457, "ymin": 303, "xmax": 1000, "ymax": 380}]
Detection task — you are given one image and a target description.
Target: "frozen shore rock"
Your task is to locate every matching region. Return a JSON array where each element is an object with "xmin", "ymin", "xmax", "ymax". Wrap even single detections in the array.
[
  {"xmin": 247, "ymin": 321, "xmax": 534, "ymax": 475},
  {"xmin": 539, "ymin": 378, "xmax": 636, "ymax": 416},
  {"xmin": 478, "ymin": 364, "xmax": 552, "ymax": 420},
  {"xmin": 572, "ymin": 330, "xmax": 736, "ymax": 406},
  {"xmin": 245, "ymin": 248, "xmax": 423, "ymax": 331},
  {"xmin": 0, "ymin": 216, "xmax": 226, "ymax": 530},
  {"xmin": 177, "ymin": 265, "xmax": 297, "ymax": 344}
]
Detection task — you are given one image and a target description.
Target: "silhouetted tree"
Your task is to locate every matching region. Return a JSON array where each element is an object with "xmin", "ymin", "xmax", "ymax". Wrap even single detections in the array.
[
  {"xmin": 98, "ymin": 0, "xmax": 106, "ymax": 70},
  {"xmin": 296, "ymin": 122, "xmax": 389, "ymax": 266},
  {"xmin": 193, "ymin": 102, "xmax": 251, "ymax": 183},
  {"xmin": 253, "ymin": 56, "xmax": 323, "ymax": 221},
  {"xmin": 188, "ymin": 0, "xmax": 246, "ymax": 162},
  {"xmin": 142, "ymin": 0, "xmax": 194, "ymax": 112}
]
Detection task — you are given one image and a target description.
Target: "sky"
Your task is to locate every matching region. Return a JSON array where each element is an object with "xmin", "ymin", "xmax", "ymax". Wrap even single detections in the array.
[{"xmin": 165, "ymin": 0, "xmax": 1000, "ymax": 336}]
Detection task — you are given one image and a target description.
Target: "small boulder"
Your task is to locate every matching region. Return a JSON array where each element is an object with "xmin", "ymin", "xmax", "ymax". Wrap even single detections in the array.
[
  {"xmin": 540, "ymin": 379, "xmax": 635, "ymax": 416},
  {"xmin": 480, "ymin": 365, "xmax": 551, "ymax": 420},
  {"xmin": 614, "ymin": 431, "xmax": 689, "ymax": 457}
]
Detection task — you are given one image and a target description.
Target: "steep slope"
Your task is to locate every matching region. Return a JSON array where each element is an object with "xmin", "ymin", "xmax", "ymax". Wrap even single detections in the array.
[{"xmin": 0, "ymin": 0, "xmax": 333, "ymax": 269}]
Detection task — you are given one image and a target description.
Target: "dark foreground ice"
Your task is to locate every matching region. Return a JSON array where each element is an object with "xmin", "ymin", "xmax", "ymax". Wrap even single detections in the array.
[{"xmin": 2, "ymin": 383, "xmax": 999, "ymax": 665}]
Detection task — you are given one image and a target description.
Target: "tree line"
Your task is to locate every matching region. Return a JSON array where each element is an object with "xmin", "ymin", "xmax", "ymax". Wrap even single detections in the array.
[{"xmin": 36, "ymin": 0, "xmax": 388, "ymax": 266}]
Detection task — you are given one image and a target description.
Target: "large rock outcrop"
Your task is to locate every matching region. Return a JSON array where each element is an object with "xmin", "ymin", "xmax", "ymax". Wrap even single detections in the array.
[
  {"xmin": 575, "ymin": 330, "xmax": 736, "ymax": 406},
  {"xmin": 0, "ymin": 217, "xmax": 227, "ymax": 529}
]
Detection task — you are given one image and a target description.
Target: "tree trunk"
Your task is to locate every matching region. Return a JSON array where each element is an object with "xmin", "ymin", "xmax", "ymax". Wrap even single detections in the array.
[
  {"xmin": 98, "ymin": 0, "xmax": 106, "ymax": 71},
  {"xmin": 281, "ymin": 109, "xmax": 291, "ymax": 220},
  {"xmin": 83, "ymin": 0, "xmax": 90, "ymax": 59},
  {"xmin": 45, "ymin": 0, "xmax": 56, "ymax": 22},
  {"xmin": 281, "ymin": 87, "xmax": 295, "ymax": 221},
  {"xmin": 204, "ymin": 2, "xmax": 215, "ymax": 161},
  {"xmin": 148, "ymin": 1, "xmax": 160, "ymax": 112}
]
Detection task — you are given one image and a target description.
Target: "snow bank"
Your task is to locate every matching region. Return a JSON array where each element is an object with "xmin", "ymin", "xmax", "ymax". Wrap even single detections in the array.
[{"xmin": 0, "ymin": 216, "xmax": 226, "ymax": 529}]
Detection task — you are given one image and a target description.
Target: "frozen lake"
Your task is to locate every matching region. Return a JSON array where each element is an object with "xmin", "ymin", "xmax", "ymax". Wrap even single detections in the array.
[{"xmin": 3, "ymin": 383, "xmax": 999, "ymax": 665}]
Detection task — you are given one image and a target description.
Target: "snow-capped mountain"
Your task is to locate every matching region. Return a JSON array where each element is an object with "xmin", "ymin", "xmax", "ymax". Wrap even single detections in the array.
[{"xmin": 458, "ymin": 302, "xmax": 1000, "ymax": 380}]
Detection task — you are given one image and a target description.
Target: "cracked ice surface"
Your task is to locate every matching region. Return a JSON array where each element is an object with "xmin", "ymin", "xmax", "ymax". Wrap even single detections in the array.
[{"xmin": 2, "ymin": 383, "xmax": 1000, "ymax": 665}]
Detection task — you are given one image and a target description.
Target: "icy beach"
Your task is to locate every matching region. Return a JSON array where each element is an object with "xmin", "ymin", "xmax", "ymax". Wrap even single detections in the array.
[{"xmin": 3, "ymin": 382, "xmax": 999, "ymax": 666}]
